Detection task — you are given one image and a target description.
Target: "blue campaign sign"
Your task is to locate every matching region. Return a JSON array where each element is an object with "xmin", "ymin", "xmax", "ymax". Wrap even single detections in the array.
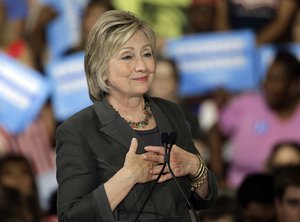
[
  {"xmin": 46, "ymin": 52, "xmax": 91, "ymax": 121},
  {"xmin": 42, "ymin": 0, "xmax": 88, "ymax": 59},
  {"xmin": 165, "ymin": 30, "xmax": 258, "ymax": 96},
  {"xmin": 0, "ymin": 53, "xmax": 50, "ymax": 133}
]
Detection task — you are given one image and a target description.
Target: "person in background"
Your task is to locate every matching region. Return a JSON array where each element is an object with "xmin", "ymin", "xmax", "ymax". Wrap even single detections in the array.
[
  {"xmin": 273, "ymin": 165, "xmax": 300, "ymax": 222},
  {"xmin": 0, "ymin": 1, "xmax": 5, "ymax": 45},
  {"xmin": 148, "ymin": 56, "xmax": 208, "ymax": 160},
  {"xmin": 265, "ymin": 141, "xmax": 300, "ymax": 173},
  {"xmin": 56, "ymin": 10, "xmax": 218, "ymax": 221},
  {"xmin": 26, "ymin": 3, "xmax": 58, "ymax": 73},
  {"xmin": 186, "ymin": 0, "xmax": 217, "ymax": 34},
  {"xmin": 199, "ymin": 194, "xmax": 239, "ymax": 222},
  {"xmin": 208, "ymin": 50, "xmax": 300, "ymax": 189},
  {"xmin": 0, "ymin": 154, "xmax": 45, "ymax": 222},
  {"xmin": 291, "ymin": 9, "xmax": 300, "ymax": 43},
  {"xmin": 0, "ymin": 185, "xmax": 29, "ymax": 222},
  {"xmin": 215, "ymin": 0, "xmax": 299, "ymax": 44},
  {"xmin": 64, "ymin": 0, "xmax": 114, "ymax": 55},
  {"xmin": 236, "ymin": 173, "xmax": 276, "ymax": 222},
  {"xmin": 0, "ymin": 0, "xmax": 35, "ymax": 68}
]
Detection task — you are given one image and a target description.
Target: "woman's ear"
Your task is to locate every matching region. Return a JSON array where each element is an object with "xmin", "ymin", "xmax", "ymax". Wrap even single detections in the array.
[{"xmin": 103, "ymin": 73, "xmax": 108, "ymax": 81}]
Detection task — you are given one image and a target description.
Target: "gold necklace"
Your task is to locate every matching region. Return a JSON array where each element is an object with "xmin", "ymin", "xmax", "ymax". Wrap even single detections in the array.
[{"xmin": 111, "ymin": 100, "xmax": 152, "ymax": 129}]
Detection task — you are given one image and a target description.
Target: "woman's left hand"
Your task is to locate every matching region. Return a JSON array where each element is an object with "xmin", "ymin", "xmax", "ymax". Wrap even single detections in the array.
[{"xmin": 144, "ymin": 145, "xmax": 199, "ymax": 183}]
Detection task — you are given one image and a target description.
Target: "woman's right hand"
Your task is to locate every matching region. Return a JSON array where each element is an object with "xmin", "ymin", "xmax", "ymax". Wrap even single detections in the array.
[{"xmin": 123, "ymin": 138, "xmax": 158, "ymax": 184}]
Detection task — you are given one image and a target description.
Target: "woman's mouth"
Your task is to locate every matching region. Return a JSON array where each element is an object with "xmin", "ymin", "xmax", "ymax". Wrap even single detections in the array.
[{"xmin": 133, "ymin": 76, "xmax": 148, "ymax": 81}]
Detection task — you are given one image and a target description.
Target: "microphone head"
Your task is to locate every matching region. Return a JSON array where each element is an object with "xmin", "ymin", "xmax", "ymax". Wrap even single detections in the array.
[
  {"xmin": 169, "ymin": 132, "xmax": 177, "ymax": 145},
  {"xmin": 161, "ymin": 132, "xmax": 169, "ymax": 145}
]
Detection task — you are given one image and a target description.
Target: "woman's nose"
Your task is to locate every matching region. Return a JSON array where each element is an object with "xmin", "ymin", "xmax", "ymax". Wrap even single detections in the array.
[{"xmin": 135, "ymin": 57, "xmax": 147, "ymax": 72}]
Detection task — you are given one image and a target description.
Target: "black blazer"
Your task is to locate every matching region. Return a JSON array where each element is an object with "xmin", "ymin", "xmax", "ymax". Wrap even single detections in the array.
[{"xmin": 56, "ymin": 96, "xmax": 218, "ymax": 222}]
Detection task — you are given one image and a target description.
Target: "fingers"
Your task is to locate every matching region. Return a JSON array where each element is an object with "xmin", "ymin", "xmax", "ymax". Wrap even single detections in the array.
[
  {"xmin": 143, "ymin": 152, "xmax": 164, "ymax": 163},
  {"xmin": 128, "ymin": 138, "xmax": 138, "ymax": 155},
  {"xmin": 144, "ymin": 145, "xmax": 165, "ymax": 155}
]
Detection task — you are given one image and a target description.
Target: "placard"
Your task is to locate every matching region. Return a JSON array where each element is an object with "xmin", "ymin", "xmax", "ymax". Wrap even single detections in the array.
[
  {"xmin": 42, "ymin": 0, "xmax": 89, "ymax": 58},
  {"xmin": 0, "ymin": 53, "xmax": 50, "ymax": 133},
  {"xmin": 165, "ymin": 30, "xmax": 258, "ymax": 96},
  {"xmin": 46, "ymin": 52, "xmax": 91, "ymax": 121}
]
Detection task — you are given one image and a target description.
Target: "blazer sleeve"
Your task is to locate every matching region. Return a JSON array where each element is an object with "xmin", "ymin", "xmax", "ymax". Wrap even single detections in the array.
[
  {"xmin": 191, "ymin": 171, "xmax": 218, "ymax": 209},
  {"xmin": 56, "ymin": 122, "xmax": 114, "ymax": 222}
]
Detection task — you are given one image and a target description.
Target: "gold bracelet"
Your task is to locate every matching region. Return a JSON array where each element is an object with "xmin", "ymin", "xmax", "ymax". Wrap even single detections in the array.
[
  {"xmin": 189, "ymin": 154, "xmax": 203, "ymax": 180},
  {"xmin": 191, "ymin": 165, "xmax": 208, "ymax": 191},
  {"xmin": 190, "ymin": 164, "xmax": 205, "ymax": 182}
]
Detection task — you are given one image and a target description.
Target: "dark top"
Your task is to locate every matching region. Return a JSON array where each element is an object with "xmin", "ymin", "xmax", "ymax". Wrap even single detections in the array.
[
  {"xmin": 228, "ymin": 0, "xmax": 277, "ymax": 32},
  {"xmin": 135, "ymin": 127, "xmax": 160, "ymax": 146},
  {"xmin": 56, "ymin": 96, "xmax": 218, "ymax": 222},
  {"xmin": 226, "ymin": 0, "xmax": 298, "ymax": 43}
]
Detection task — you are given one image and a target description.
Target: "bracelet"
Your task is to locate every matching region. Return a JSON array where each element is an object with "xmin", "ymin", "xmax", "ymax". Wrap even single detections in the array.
[
  {"xmin": 189, "ymin": 154, "xmax": 203, "ymax": 180},
  {"xmin": 189, "ymin": 154, "xmax": 208, "ymax": 190},
  {"xmin": 191, "ymin": 164, "xmax": 205, "ymax": 182},
  {"xmin": 191, "ymin": 166, "xmax": 208, "ymax": 191},
  {"xmin": 189, "ymin": 154, "xmax": 204, "ymax": 181}
]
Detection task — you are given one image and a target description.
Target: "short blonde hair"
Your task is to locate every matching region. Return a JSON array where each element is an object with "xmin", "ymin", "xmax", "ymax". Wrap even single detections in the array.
[{"xmin": 84, "ymin": 10, "xmax": 156, "ymax": 101}]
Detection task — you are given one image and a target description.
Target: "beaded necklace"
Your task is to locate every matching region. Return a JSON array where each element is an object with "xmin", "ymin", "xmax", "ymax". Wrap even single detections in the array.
[{"xmin": 112, "ymin": 100, "xmax": 153, "ymax": 129}]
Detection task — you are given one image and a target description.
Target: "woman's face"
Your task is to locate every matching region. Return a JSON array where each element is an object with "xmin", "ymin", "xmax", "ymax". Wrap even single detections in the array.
[
  {"xmin": 0, "ymin": 161, "xmax": 33, "ymax": 197},
  {"xmin": 263, "ymin": 61, "xmax": 292, "ymax": 109},
  {"xmin": 272, "ymin": 145, "xmax": 300, "ymax": 167},
  {"xmin": 105, "ymin": 30, "xmax": 155, "ymax": 99}
]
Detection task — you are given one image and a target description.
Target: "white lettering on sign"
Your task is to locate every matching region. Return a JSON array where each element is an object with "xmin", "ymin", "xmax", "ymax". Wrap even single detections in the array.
[
  {"xmin": 181, "ymin": 56, "xmax": 246, "ymax": 72},
  {"xmin": 0, "ymin": 62, "xmax": 40, "ymax": 94},
  {"xmin": 0, "ymin": 80, "xmax": 31, "ymax": 110}
]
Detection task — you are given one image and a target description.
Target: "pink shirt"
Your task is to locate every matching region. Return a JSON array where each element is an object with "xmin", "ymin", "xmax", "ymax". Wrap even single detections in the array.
[{"xmin": 219, "ymin": 92, "xmax": 300, "ymax": 188}]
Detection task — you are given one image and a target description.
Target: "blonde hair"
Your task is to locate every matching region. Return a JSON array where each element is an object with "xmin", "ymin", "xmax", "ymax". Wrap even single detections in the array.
[{"xmin": 84, "ymin": 10, "xmax": 156, "ymax": 101}]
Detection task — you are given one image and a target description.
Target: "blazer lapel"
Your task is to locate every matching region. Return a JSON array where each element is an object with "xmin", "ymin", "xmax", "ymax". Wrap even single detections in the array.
[
  {"xmin": 93, "ymin": 96, "xmax": 173, "ymax": 152},
  {"xmin": 93, "ymin": 97, "xmax": 137, "ymax": 151}
]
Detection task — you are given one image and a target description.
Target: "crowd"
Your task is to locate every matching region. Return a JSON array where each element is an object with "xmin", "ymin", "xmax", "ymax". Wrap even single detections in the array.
[{"xmin": 1, "ymin": 0, "xmax": 300, "ymax": 221}]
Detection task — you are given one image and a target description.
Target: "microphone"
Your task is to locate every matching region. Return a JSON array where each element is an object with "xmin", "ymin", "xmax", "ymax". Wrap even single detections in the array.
[
  {"xmin": 134, "ymin": 133, "xmax": 169, "ymax": 222},
  {"xmin": 161, "ymin": 132, "xmax": 169, "ymax": 146},
  {"xmin": 164, "ymin": 133, "xmax": 201, "ymax": 222},
  {"xmin": 168, "ymin": 132, "xmax": 177, "ymax": 147}
]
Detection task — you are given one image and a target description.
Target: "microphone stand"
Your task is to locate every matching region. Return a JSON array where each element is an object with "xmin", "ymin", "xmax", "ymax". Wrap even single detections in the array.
[
  {"xmin": 165, "ymin": 133, "xmax": 201, "ymax": 222},
  {"xmin": 134, "ymin": 133, "xmax": 169, "ymax": 222}
]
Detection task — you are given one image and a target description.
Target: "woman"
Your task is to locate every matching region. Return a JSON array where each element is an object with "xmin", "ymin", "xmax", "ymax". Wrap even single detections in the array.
[
  {"xmin": 208, "ymin": 50, "xmax": 300, "ymax": 189},
  {"xmin": 56, "ymin": 10, "xmax": 218, "ymax": 222}
]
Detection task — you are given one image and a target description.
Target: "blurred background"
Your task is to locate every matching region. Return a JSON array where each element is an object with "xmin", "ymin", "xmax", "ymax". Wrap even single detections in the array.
[{"xmin": 1, "ymin": 0, "xmax": 300, "ymax": 221}]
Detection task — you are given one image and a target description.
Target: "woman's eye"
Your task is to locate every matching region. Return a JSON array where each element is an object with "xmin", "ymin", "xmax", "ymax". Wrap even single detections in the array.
[
  {"xmin": 122, "ymin": 55, "xmax": 132, "ymax": 60},
  {"xmin": 144, "ymin": 52, "xmax": 152, "ymax": 57}
]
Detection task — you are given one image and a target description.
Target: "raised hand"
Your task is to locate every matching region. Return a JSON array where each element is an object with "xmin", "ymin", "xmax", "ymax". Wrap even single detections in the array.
[{"xmin": 123, "ymin": 138, "xmax": 158, "ymax": 184}]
